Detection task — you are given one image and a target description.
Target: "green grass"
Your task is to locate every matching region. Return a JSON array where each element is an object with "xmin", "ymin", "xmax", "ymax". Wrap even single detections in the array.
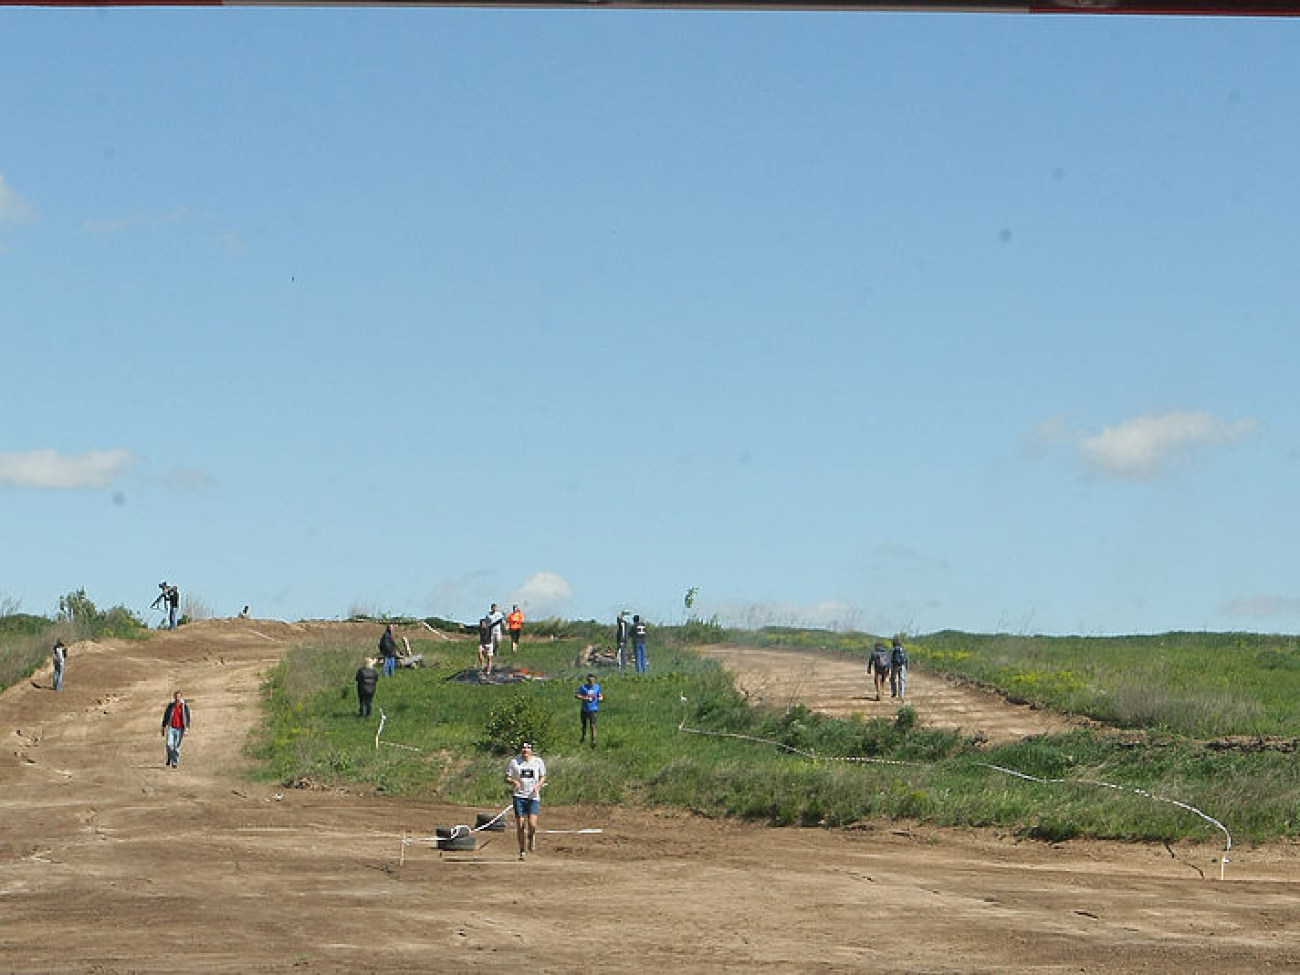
[{"xmin": 250, "ymin": 624, "xmax": 1300, "ymax": 846}]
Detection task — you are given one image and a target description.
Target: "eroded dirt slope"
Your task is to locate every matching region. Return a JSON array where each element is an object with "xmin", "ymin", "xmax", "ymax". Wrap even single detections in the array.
[{"xmin": 2, "ymin": 620, "xmax": 1298, "ymax": 974}]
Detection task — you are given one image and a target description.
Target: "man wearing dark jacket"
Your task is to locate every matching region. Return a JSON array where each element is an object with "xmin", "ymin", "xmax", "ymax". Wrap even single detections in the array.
[
  {"xmin": 161, "ymin": 691, "xmax": 191, "ymax": 768},
  {"xmin": 356, "ymin": 657, "xmax": 379, "ymax": 717},
  {"xmin": 378, "ymin": 624, "xmax": 398, "ymax": 677}
]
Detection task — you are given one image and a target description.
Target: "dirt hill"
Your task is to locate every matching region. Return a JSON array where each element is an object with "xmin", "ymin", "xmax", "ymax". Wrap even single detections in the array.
[{"xmin": 2, "ymin": 619, "xmax": 1297, "ymax": 973}]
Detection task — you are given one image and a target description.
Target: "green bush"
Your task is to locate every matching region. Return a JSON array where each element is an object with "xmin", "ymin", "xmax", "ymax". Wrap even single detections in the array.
[{"xmin": 483, "ymin": 693, "xmax": 558, "ymax": 755}]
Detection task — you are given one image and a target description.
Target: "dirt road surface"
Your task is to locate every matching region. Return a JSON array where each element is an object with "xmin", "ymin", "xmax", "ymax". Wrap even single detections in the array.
[{"xmin": 3, "ymin": 621, "xmax": 1299, "ymax": 974}]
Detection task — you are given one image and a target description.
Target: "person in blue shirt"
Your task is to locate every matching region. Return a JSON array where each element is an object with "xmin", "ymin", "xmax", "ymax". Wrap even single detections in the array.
[{"xmin": 575, "ymin": 673, "xmax": 604, "ymax": 747}]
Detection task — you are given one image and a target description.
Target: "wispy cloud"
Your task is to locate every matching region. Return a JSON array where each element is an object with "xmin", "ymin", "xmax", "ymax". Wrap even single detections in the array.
[
  {"xmin": 0, "ymin": 448, "xmax": 134, "ymax": 489},
  {"xmin": 0, "ymin": 175, "xmax": 37, "ymax": 224},
  {"xmin": 511, "ymin": 571, "xmax": 573, "ymax": 616},
  {"xmin": 710, "ymin": 598, "xmax": 864, "ymax": 632},
  {"xmin": 81, "ymin": 206, "xmax": 197, "ymax": 235},
  {"xmin": 1220, "ymin": 594, "xmax": 1300, "ymax": 620},
  {"xmin": 1026, "ymin": 410, "xmax": 1261, "ymax": 480},
  {"xmin": 162, "ymin": 466, "xmax": 214, "ymax": 492}
]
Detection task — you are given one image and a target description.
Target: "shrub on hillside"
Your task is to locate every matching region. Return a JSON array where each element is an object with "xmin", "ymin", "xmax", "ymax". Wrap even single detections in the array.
[{"xmin": 483, "ymin": 694, "xmax": 557, "ymax": 755}]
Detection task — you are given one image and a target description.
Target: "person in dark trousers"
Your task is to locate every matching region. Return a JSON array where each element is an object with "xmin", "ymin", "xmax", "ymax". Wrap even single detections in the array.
[
  {"xmin": 575, "ymin": 672, "xmax": 603, "ymax": 746},
  {"xmin": 355, "ymin": 657, "xmax": 379, "ymax": 717},
  {"xmin": 507, "ymin": 604, "xmax": 524, "ymax": 653},
  {"xmin": 161, "ymin": 690, "xmax": 191, "ymax": 768},
  {"xmin": 166, "ymin": 584, "xmax": 180, "ymax": 629},
  {"xmin": 378, "ymin": 624, "xmax": 398, "ymax": 677},
  {"xmin": 869, "ymin": 643, "xmax": 891, "ymax": 702},
  {"xmin": 889, "ymin": 637, "xmax": 909, "ymax": 700},
  {"xmin": 51, "ymin": 639, "xmax": 67, "ymax": 691},
  {"xmin": 615, "ymin": 611, "xmax": 630, "ymax": 670},
  {"xmin": 632, "ymin": 615, "xmax": 648, "ymax": 675}
]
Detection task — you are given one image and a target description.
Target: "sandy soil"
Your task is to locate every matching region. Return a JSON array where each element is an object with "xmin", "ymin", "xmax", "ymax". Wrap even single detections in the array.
[{"xmin": 3, "ymin": 620, "xmax": 1299, "ymax": 974}]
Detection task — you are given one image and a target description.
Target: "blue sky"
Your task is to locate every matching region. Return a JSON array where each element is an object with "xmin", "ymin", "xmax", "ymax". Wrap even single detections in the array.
[{"xmin": 3, "ymin": 8, "xmax": 1298, "ymax": 634}]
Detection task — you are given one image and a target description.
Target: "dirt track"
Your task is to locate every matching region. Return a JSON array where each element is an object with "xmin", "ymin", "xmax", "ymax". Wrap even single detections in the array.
[{"xmin": 3, "ymin": 620, "xmax": 1300, "ymax": 974}]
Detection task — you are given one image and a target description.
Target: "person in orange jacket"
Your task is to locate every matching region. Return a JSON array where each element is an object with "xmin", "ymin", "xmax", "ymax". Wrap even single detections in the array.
[{"xmin": 507, "ymin": 605, "xmax": 524, "ymax": 652}]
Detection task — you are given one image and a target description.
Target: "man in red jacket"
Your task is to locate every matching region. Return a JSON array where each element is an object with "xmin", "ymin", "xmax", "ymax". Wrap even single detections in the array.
[{"xmin": 161, "ymin": 691, "xmax": 191, "ymax": 768}]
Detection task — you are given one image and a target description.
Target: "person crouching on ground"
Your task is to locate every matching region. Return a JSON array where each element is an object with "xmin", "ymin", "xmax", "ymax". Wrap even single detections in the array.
[{"xmin": 506, "ymin": 741, "xmax": 546, "ymax": 860}]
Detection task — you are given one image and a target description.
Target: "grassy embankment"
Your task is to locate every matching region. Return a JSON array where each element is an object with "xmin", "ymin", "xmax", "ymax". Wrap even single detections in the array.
[
  {"xmin": 0, "ymin": 589, "xmax": 147, "ymax": 691},
  {"xmin": 251, "ymin": 620, "xmax": 1300, "ymax": 846}
]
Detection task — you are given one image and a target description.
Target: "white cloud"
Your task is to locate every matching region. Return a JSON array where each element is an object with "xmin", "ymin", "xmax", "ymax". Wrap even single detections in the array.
[
  {"xmin": 1220, "ymin": 594, "xmax": 1300, "ymax": 620},
  {"xmin": 1078, "ymin": 411, "xmax": 1260, "ymax": 479},
  {"xmin": 1027, "ymin": 410, "xmax": 1261, "ymax": 480},
  {"xmin": 0, "ymin": 175, "xmax": 37, "ymax": 224},
  {"xmin": 511, "ymin": 571, "xmax": 573, "ymax": 616},
  {"xmin": 0, "ymin": 448, "xmax": 134, "ymax": 489}
]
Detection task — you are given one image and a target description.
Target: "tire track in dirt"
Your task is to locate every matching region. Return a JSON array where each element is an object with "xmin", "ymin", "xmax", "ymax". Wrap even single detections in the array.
[
  {"xmin": 2, "ymin": 620, "xmax": 1297, "ymax": 975},
  {"xmin": 695, "ymin": 643, "xmax": 1087, "ymax": 744}
]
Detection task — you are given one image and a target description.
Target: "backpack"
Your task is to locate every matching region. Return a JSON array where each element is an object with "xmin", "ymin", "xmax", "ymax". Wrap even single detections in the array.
[
  {"xmin": 871, "ymin": 647, "xmax": 889, "ymax": 671},
  {"xmin": 891, "ymin": 644, "xmax": 908, "ymax": 667}
]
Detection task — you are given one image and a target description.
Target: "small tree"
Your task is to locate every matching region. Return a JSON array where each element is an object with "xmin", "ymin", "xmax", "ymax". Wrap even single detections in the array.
[{"xmin": 483, "ymin": 694, "xmax": 557, "ymax": 755}]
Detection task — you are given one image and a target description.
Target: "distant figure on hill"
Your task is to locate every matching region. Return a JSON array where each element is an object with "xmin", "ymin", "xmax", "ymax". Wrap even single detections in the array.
[
  {"xmin": 615, "ymin": 611, "xmax": 630, "ymax": 670},
  {"xmin": 355, "ymin": 657, "xmax": 379, "ymax": 717},
  {"xmin": 51, "ymin": 639, "xmax": 67, "ymax": 691},
  {"xmin": 477, "ymin": 616, "xmax": 495, "ymax": 675},
  {"xmin": 631, "ymin": 615, "xmax": 648, "ymax": 675},
  {"xmin": 507, "ymin": 604, "xmax": 524, "ymax": 653},
  {"xmin": 486, "ymin": 603, "xmax": 506, "ymax": 657},
  {"xmin": 161, "ymin": 690, "xmax": 191, "ymax": 768},
  {"xmin": 889, "ymin": 637, "xmax": 908, "ymax": 700},
  {"xmin": 378, "ymin": 624, "xmax": 398, "ymax": 677},
  {"xmin": 165, "ymin": 584, "xmax": 180, "ymax": 629},
  {"xmin": 238, "ymin": 605, "xmax": 250, "ymax": 619},
  {"xmin": 152, "ymin": 581, "xmax": 180, "ymax": 628},
  {"xmin": 869, "ymin": 643, "xmax": 891, "ymax": 702}
]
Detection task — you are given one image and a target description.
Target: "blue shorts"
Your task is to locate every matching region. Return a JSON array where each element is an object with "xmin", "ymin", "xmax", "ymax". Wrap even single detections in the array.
[{"xmin": 513, "ymin": 795, "xmax": 540, "ymax": 818}]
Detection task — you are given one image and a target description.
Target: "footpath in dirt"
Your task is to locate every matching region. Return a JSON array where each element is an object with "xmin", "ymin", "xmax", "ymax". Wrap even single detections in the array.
[{"xmin": 2, "ymin": 620, "xmax": 1299, "ymax": 974}]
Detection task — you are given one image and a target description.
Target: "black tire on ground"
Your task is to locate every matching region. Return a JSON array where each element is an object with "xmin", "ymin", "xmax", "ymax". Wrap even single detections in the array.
[
  {"xmin": 475, "ymin": 813, "xmax": 506, "ymax": 831},
  {"xmin": 437, "ymin": 835, "xmax": 476, "ymax": 851}
]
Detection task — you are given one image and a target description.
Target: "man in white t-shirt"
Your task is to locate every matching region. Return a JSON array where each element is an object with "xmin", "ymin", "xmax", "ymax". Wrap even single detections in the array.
[{"xmin": 505, "ymin": 742, "xmax": 547, "ymax": 860}]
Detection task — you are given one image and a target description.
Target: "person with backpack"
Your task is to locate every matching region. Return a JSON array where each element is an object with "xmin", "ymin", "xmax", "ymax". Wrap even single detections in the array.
[
  {"xmin": 869, "ymin": 643, "xmax": 891, "ymax": 702},
  {"xmin": 889, "ymin": 637, "xmax": 909, "ymax": 700},
  {"xmin": 378, "ymin": 624, "xmax": 398, "ymax": 677},
  {"xmin": 631, "ymin": 615, "xmax": 649, "ymax": 675}
]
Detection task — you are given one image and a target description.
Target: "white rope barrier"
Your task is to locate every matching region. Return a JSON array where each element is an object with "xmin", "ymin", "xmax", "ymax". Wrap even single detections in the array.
[{"xmin": 677, "ymin": 699, "xmax": 1234, "ymax": 876}]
